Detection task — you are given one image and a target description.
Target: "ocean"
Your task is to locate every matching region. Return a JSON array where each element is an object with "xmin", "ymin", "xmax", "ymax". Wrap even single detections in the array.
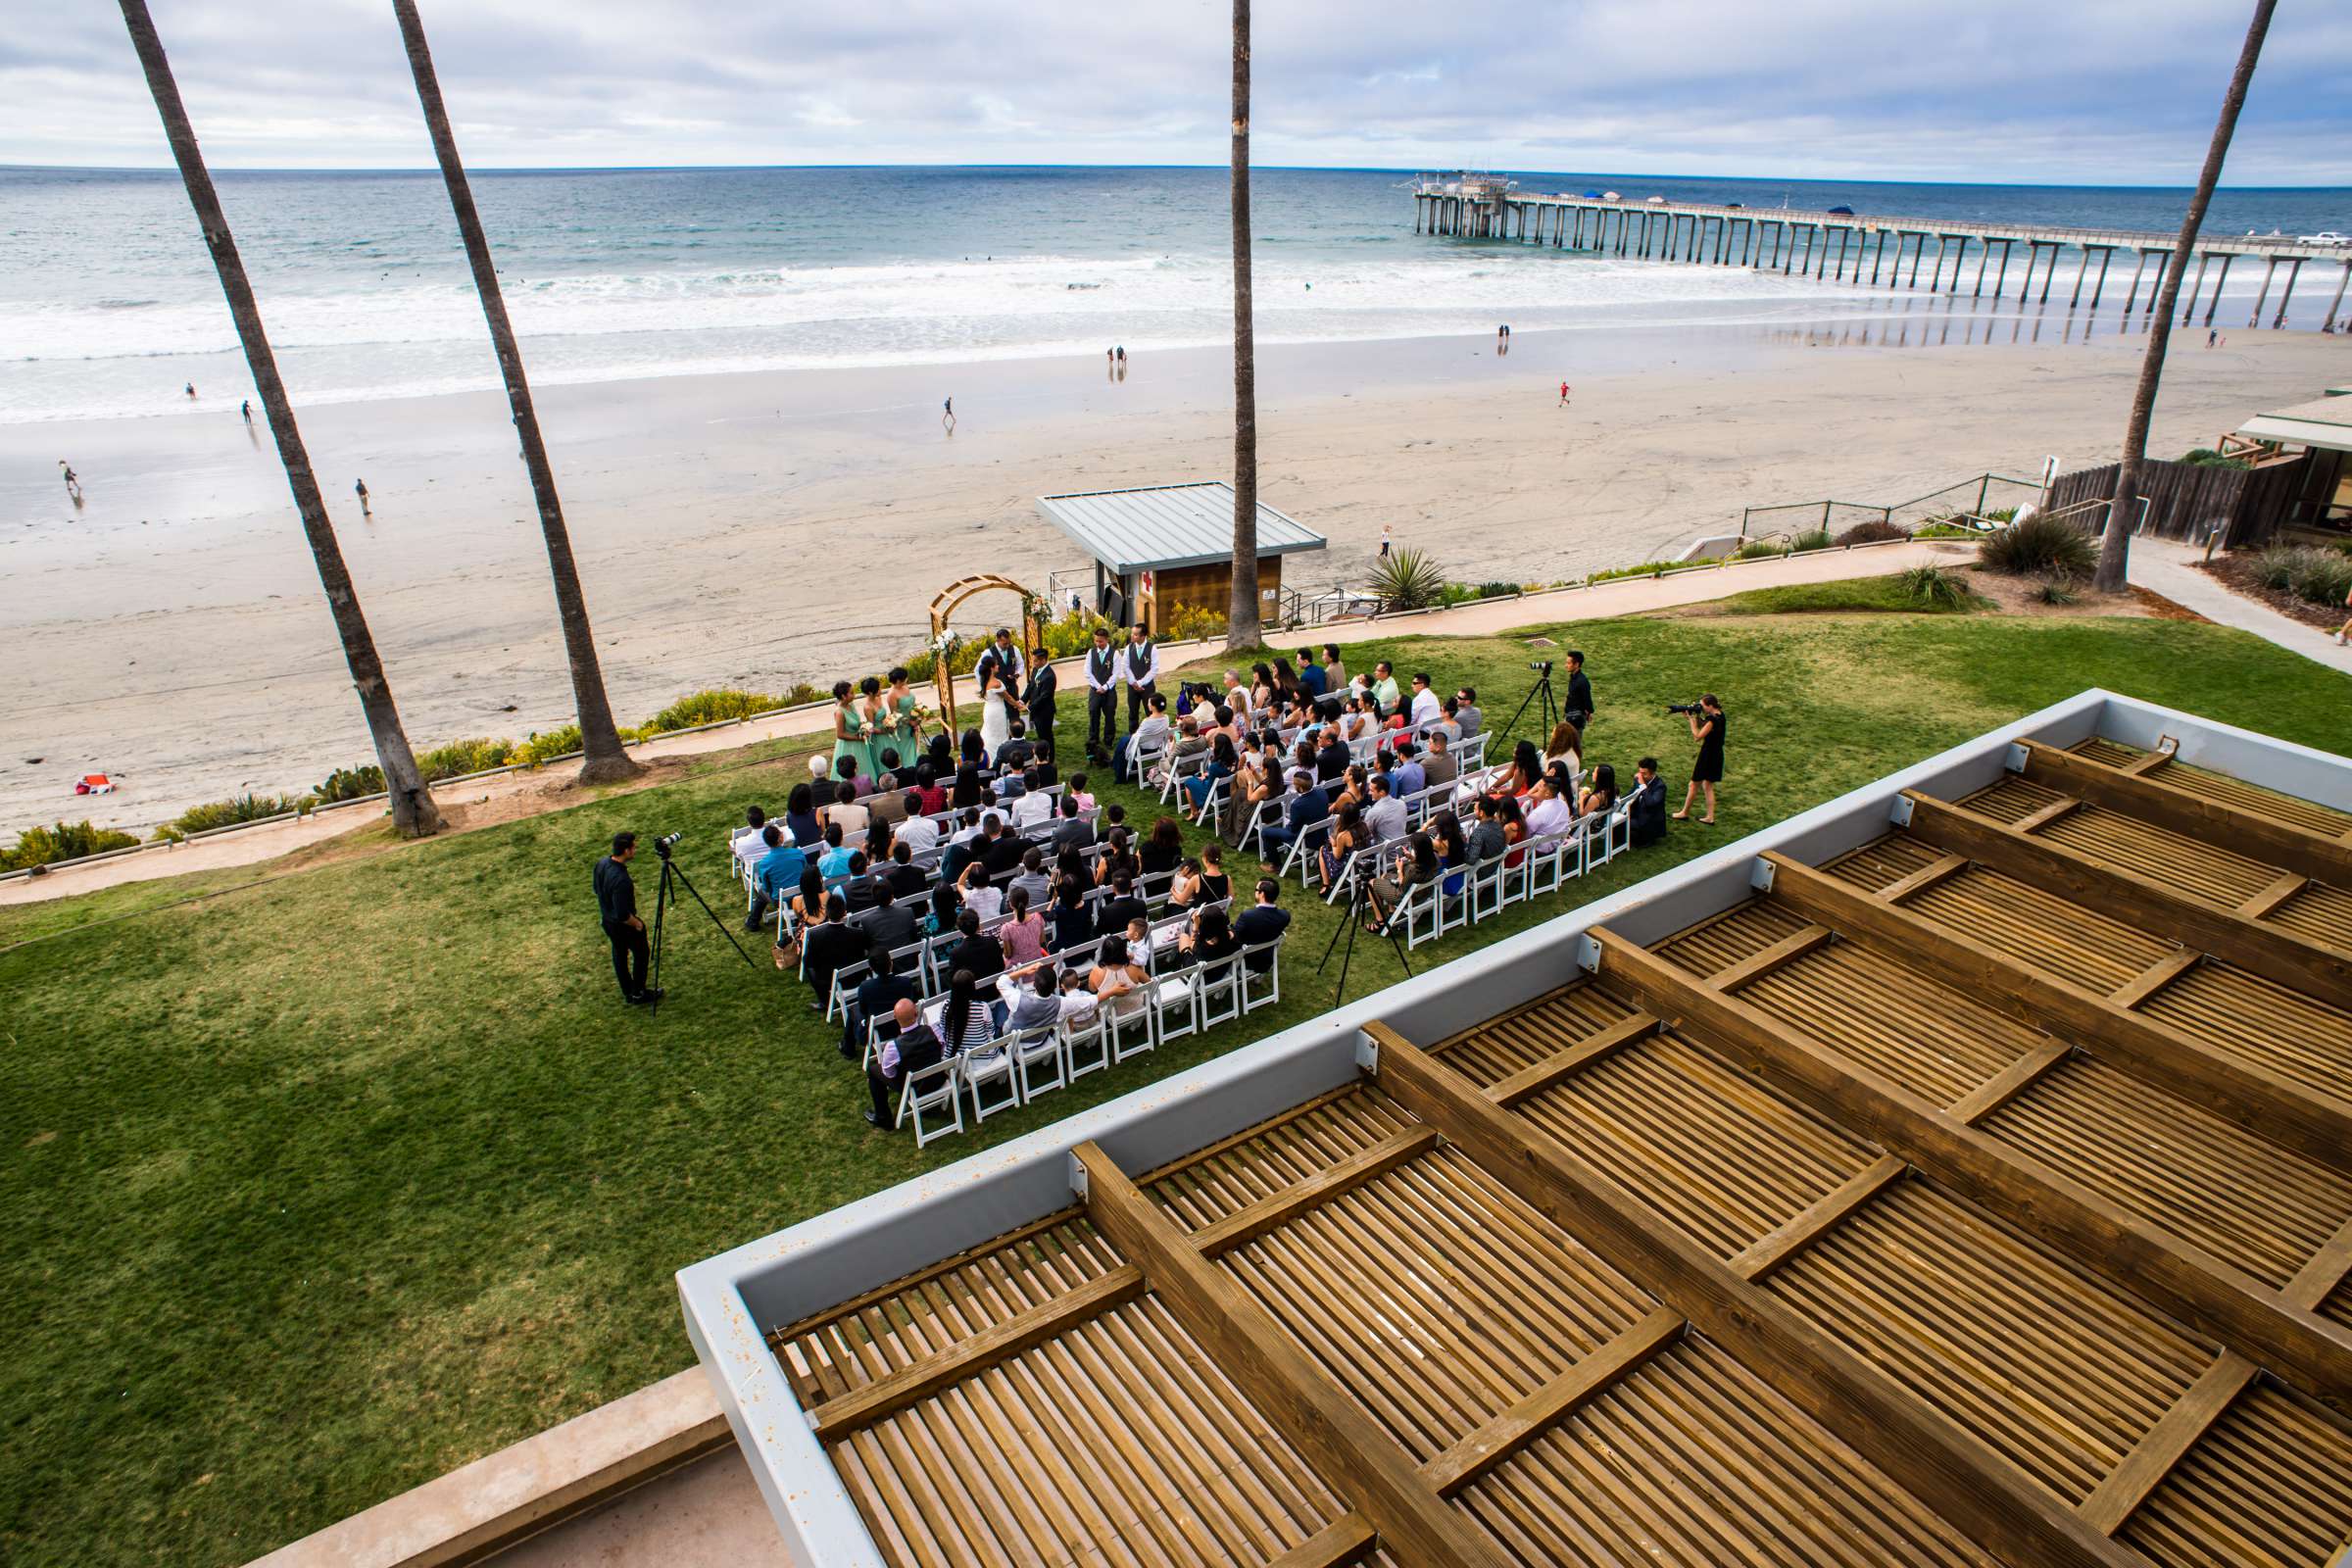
[{"xmin": 3, "ymin": 165, "xmax": 2346, "ymax": 425}]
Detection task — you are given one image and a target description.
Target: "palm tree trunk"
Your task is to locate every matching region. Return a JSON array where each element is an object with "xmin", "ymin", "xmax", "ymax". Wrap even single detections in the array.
[
  {"xmin": 1225, "ymin": 0, "xmax": 1263, "ymax": 652},
  {"xmin": 118, "ymin": 0, "xmax": 442, "ymax": 836},
  {"xmin": 2092, "ymin": 0, "xmax": 2274, "ymax": 593},
  {"xmin": 391, "ymin": 0, "xmax": 642, "ymax": 784}
]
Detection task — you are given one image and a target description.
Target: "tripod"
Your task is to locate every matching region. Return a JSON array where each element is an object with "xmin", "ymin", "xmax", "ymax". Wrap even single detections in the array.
[
  {"xmin": 1496, "ymin": 666, "xmax": 1559, "ymax": 750},
  {"xmin": 650, "ymin": 842, "xmax": 757, "ymax": 1014},
  {"xmin": 1316, "ymin": 869, "xmax": 1412, "ymax": 1008}
]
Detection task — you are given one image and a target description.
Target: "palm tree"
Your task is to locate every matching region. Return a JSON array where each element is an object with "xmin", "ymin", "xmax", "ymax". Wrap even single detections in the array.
[
  {"xmin": 118, "ymin": 0, "xmax": 442, "ymax": 836},
  {"xmin": 391, "ymin": 0, "xmax": 642, "ymax": 784},
  {"xmin": 1224, "ymin": 0, "xmax": 1263, "ymax": 652},
  {"xmin": 2092, "ymin": 0, "xmax": 2275, "ymax": 593}
]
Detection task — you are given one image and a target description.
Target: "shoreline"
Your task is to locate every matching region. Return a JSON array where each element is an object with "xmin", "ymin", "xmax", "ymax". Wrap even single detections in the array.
[{"xmin": 3, "ymin": 318, "xmax": 2340, "ymax": 837}]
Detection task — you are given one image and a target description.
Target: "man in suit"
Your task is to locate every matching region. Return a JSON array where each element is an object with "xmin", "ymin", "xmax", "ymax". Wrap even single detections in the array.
[
  {"xmin": 946, "ymin": 908, "xmax": 1006, "ymax": 986},
  {"xmin": 1314, "ymin": 725, "xmax": 1349, "ymax": 784},
  {"xmin": 1093, "ymin": 869, "xmax": 1148, "ymax": 949},
  {"xmin": 861, "ymin": 878, "xmax": 918, "ymax": 955},
  {"xmin": 1256, "ymin": 770, "xmax": 1328, "ymax": 872},
  {"xmin": 799, "ymin": 895, "xmax": 862, "ymax": 1012},
  {"xmin": 1082, "ymin": 624, "xmax": 1120, "ymax": 761},
  {"xmin": 1023, "ymin": 648, "xmax": 1059, "ymax": 762},
  {"xmin": 980, "ymin": 812, "xmax": 1027, "ymax": 879},
  {"xmin": 1629, "ymin": 757, "xmax": 1669, "ymax": 847},
  {"xmin": 866, "ymin": 999, "xmax": 947, "ymax": 1127},
  {"xmin": 1233, "ymin": 879, "xmax": 1292, "ymax": 972},
  {"xmin": 846, "ymin": 946, "xmax": 921, "ymax": 1060},
  {"xmin": 1562, "ymin": 652, "xmax": 1593, "ymax": 732},
  {"xmin": 1053, "ymin": 794, "xmax": 1094, "ymax": 853},
  {"xmin": 1120, "ymin": 623, "xmax": 1160, "ymax": 735},
  {"xmin": 883, "ymin": 841, "xmax": 928, "ymax": 900}
]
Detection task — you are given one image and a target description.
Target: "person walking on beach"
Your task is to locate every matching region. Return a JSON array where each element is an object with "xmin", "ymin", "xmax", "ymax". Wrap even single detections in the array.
[
  {"xmin": 942, "ymin": 396, "xmax": 954, "ymax": 431},
  {"xmin": 59, "ymin": 461, "xmax": 81, "ymax": 501},
  {"xmin": 355, "ymin": 478, "xmax": 370, "ymax": 515},
  {"xmin": 2207, "ymin": 328, "xmax": 2218, "ymax": 349},
  {"xmin": 1116, "ymin": 346, "xmax": 1126, "ymax": 367},
  {"xmin": 240, "ymin": 399, "xmax": 252, "ymax": 423},
  {"xmin": 1558, "ymin": 380, "xmax": 1571, "ymax": 407},
  {"xmin": 184, "ymin": 381, "xmax": 196, "ymax": 400}
]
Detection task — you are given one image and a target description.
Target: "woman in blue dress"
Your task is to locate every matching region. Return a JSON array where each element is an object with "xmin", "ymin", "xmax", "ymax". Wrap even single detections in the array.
[{"xmin": 830, "ymin": 681, "xmax": 867, "ymax": 780}]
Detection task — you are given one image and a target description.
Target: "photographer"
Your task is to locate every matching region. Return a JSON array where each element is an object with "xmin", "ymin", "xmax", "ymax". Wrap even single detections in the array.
[
  {"xmin": 1562, "ymin": 652, "xmax": 1593, "ymax": 731},
  {"xmin": 594, "ymin": 833, "xmax": 661, "ymax": 1006},
  {"xmin": 1673, "ymin": 695, "xmax": 1726, "ymax": 825}
]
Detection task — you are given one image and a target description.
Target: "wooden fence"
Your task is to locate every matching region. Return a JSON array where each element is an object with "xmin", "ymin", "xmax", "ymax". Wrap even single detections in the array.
[{"xmin": 2047, "ymin": 455, "xmax": 2310, "ymax": 548}]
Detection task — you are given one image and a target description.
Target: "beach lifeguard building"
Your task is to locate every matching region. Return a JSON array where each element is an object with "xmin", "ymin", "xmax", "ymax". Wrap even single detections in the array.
[{"xmin": 1036, "ymin": 481, "xmax": 1326, "ymax": 634}]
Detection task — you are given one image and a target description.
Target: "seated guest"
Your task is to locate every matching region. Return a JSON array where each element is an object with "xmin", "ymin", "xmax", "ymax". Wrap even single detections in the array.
[
  {"xmin": 746, "ymin": 824, "xmax": 806, "ymax": 932},
  {"xmin": 1366, "ymin": 831, "xmax": 1440, "ymax": 929},
  {"xmin": 981, "ymin": 812, "xmax": 1027, "ymax": 878},
  {"xmin": 1183, "ymin": 733, "xmax": 1237, "ymax": 812},
  {"xmin": 868, "ymin": 772, "xmax": 909, "ymax": 826},
  {"xmin": 913, "ymin": 765, "xmax": 948, "ymax": 816},
  {"xmin": 1544, "ymin": 719, "xmax": 1584, "ymax": 781},
  {"xmin": 800, "ymin": 895, "xmax": 861, "ymax": 1011},
  {"xmin": 873, "ymin": 748, "xmax": 908, "ymax": 793},
  {"xmin": 865, "ymin": 998, "xmax": 947, "ymax": 1127},
  {"xmin": 1422, "ymin": 731, "xmax": 1459, "ymax": 789},
  {"xmin": 1141, "ymin": 816, "xmax": 1186, "ymax": 879},
  {"xmin": 937, "ymin": 969, "xmax": 996, "ymax": 1060},
  {"xmin": 861, "ymin": 877, "xmax": 918, "ymax": 954},
  {"xmin": 1008, "ymin": 962, "xmax": 1063, "ymax": 1033},
  {"xmin": 1047, "ymin": 860, "xmax": 1093, "ymax": 950},
  {"xmin": 947, "ymin": 908, "xmax": 1006, "ymax": 985},
  {"xmin": 1088, "ymin": 918, "xmax": 1153, "ymax": 998},
  {"xmin": 896, "ymin": 796, "xmax": 939, "ymax": 855},
  {"xmin": 1095, "ymin": 824, "xmax": 1139, "ymax": 886},
  {"xmin": 817, "ymin": 823, "xmax": 856, "ymax": 889},
  {"xmin": 1408, "ymin": 671, "xmax": 1443, "ymax": 730},
  {"xmin": 1580, "ymin": 763, "xmax": 1619, "ymax": 818},
  {"xmin": 928, "ymin": 878, "xmax": 963, "ymax": 936},
  {"xmin": 840, "ymin": 851, "xmax": 877, "ymax": 911},
  {"xmin": 1315, "ymin": 725, "xmax": 1349, "ymax": 784},
  {"xmin": 1363, "ymin": 773, "xmax": 1407, "ymax": 846},
  {"xmin": 1467, "ymin": 796, "xmax": 1509, "ymax": 864},
  {"xmin": 1629, "ymin": 757, "xmax": 1669, "ymax": 847},
  {"xmin": 951, "ymin": 762, "xmax": 986, "ymax": 809},
  {"xmin": 827, "ymin": 780, "xmax": 869, "ymax": 840},
  {"xmin": 1094, "ymin": 869, "xmax": 1148, "ymax": 944},
  {"xmin": 1233, "ymin": 878, "xmax": 1291, "ymax": 968},
  {"xmin": 779, "ymin": 866, "xmax": 828, "ymax": 965},
  {"xmin": 938, "ymin": 809, "xmax": 986, "ymax": 883},
  {"xmin": 1007, "ymin": 846, "xmax": 1054, "ymax": 910},
  {"xmin": 730, "ymin": 805, "xmax": 771, "ymax": 876},
  {"xmin": 1160, "ymin": 714, "xmax": 1208, "ymax": 787},
  {"xmin": 1257, "ymin": 769, "xmax": 1328, "ymax": 872},
  {"xmin": 847, "ymin": 946, "xmax": 920, "ymax": 1060},
  {"xmin": 1065, "ymin": 772, "xmax": 1096, "ymax": 812},
  {"xmin": 1298, "ymin": 647, "xmax": 1328, "ymax": 700},
  {"xmin": 1391, "ymin": 740, "xmax": 1426, "ymax": 801},
  {"xmin": 783, "ymin": 783, "xmax": 823, "ymax": 849},
  {"xmin": 1428, "ymin": 697, "xmax": 1462, "ymax": 745},
  {"xmin": 1010, "ymin": 767, "xmax": 1054, "ymax": 828},
  {"xmin": 1524, "ymin": 776, "xmax": 1575, "ymax": 839},
  {"xmin": 1177, "ymin": 902, "xmax": 1241, "ymax": 966},
  {"xmin": 1453, "ymin": 687, "xmax": 1483, "ymax": 738},
  {"xmin": 956, "ymin": 860, "xmax": 1004, "ymax": 924},
  {"xmin": 1058, "ymin": 965, "xmax": 1102, "ymax": 1026},
  {"xmin": 999, "ymin": 886, "xmax": 1049, "ymax": 970},
  {"xmin": 1197, "ymin": 841, "xmax": 1232, "ymax": 905},
  {"xmin": 1097, "ymin": 802, "xmax": 1127, "ymax": 846},
  {"xmin": 1166, "ymin": 856, "xmax": 1205, "ymax": 912},
  {"xmin": 997, "ymin": 721, "xmax": 1035, "ymax": 773},
  {"xmin": 883, "ymin": 840, "xmax": 927, "ymax": 900},
  {"xmin": 1053, "ymin": 793, "xmax": 1094, "ymax": 853},
  {"xmin": 924, "ymin": 731, "xmax": 955, "ymax": 779}
]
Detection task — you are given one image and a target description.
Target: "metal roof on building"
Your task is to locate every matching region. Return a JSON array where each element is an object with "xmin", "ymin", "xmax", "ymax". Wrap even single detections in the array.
[
  {"xmin": 1036, "ymin": 482, "xmax": 1327, "ymax": 573},
  {"xmin": 2237, "ymin": 392, "xmax": 2352, "ymax": 454}
]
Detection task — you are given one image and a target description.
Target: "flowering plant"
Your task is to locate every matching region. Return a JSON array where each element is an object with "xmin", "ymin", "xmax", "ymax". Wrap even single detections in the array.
[{"xmin": 930, "ymin": 629, "xmax": 963, "ymax": 657}]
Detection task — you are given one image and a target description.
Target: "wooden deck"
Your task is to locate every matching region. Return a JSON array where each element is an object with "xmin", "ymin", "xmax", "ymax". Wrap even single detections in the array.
[{"xmin": 758, "ymin": 735, "xmax": 2352, "ymax": 1566}]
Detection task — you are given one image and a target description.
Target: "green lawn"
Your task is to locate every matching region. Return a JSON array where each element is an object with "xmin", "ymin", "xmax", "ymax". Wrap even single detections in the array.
[{"xmin": 4, "ymin": 599, "xmax": 2348, "ymax": 1566}]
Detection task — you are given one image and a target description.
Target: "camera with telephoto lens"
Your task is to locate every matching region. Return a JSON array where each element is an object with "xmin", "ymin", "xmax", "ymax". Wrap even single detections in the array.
[
  {"xmin": 1665, "ymin": 701, "xmax": 1702, "ymax": 716},
  {"xmin": 653, "ymin": 830, "xmax": 684, "ymax": 858},
  {"xmin": 1528, "ymin": 660, "xmax": 1552, "ymax": 674}
]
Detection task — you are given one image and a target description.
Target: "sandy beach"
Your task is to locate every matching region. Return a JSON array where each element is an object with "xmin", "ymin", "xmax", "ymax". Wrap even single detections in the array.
[{"xmin": 2, "ymin": 316, "xmax": 2342, "ymax": 835}]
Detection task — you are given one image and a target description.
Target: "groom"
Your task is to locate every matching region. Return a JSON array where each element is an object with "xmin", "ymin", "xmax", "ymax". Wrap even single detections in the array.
[{"xmin": 972, "ymin": 628, "xmax": 1025, "ymax": 730}]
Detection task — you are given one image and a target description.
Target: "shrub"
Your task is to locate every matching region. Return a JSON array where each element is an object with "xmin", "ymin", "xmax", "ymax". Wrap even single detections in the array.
[
  {"xmin": 1736, "ymin": 539, "xmax": 1787, "ymax": 561},
  {"xmin": 1589, "ymin": 559, "xmax": 1685, "ymax": 582},
  {"xmin": 315, "ymin": 763, "xmax": 385, "ymax": 803},
  {"xmin": 512, "ymin": 725, "xmax": 584, "ymax": 769},
  {"xmin": 2036, "ymin": 577, "xmax": 2080, "ymax": 606},
  {"xmin": 2180, "ymin": 447, "xmax": 2249, "ymax": 470},
  {"xmin": 1898, "ymin": 564, "xmax": 1969, "ymax": 611},
  {"xmin": 3, "ymin": 819, "xmax": 141, "ymax": 871},
  {"xmin": 155, "ymin": 793, "xmax": 310, "ymax": 842},
  {"xmin": 1911, "ymin": 522, "xmax": 1980, "ymax": 540},
  {"xmin": 1164, "ymin": 603, "xmax": 1227, "ymax": 642},
  {"xmin": 640, "ymin": 689, "xmax": 791, "ymax": 736},
  {"xmin": 414, "ymin": 737, "xmax": 516, "ymax": 783},
  {"xmin": 1979, "ymin": 513, "xmax": 2096, "ymax": 577},
  {"xmin": 2252, "ymin": 545, "xmax": 2352, "ymax": 608},
  {"xmin": 1837, "ymin": 517, "xmax": 1906, "ymax": 546},
  {"xmin": 1368, "ymin": 546, "xmax": 1446, "ymax": 611},
  {"xmin": 1791, "ymin": 528, "xmax": 1835, "ymax": 554}
]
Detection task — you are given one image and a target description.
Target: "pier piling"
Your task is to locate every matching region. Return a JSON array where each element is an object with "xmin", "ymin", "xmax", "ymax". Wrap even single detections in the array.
[{"xmin": 2274, "ymin": 257, "xmax": 2302, "ymax": 327}]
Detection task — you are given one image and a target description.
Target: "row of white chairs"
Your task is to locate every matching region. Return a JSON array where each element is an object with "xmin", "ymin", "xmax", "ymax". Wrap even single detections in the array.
[
  {"xmin": 1368, "ymin": 803, "xmax": 1636, "ymax": 950},
  {"xmin": 884, "ymin": 934, "xmax": 1287, "ymax": 1146}
]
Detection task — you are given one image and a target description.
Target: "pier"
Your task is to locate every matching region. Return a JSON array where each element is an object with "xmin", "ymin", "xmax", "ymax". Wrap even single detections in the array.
[{"xmin": 1409, "ymin": 173, "xmax": 2352, "ymax": 331}]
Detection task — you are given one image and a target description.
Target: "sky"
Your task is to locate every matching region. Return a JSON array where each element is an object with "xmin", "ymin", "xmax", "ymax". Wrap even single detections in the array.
[{"xmin": 4, "ymin": 0, "xmax": 2349, "ymax": 184}]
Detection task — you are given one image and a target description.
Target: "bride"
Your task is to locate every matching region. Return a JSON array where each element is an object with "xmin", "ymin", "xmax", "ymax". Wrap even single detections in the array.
[{"xmin": 978, "ymin": 669, "xmax": 1013, "ymax": 761}]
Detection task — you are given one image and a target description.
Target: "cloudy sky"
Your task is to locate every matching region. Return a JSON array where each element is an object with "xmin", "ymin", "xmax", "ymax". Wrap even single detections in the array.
[{"xmin": 6, "ymin": 0, "xmax": 2349, "ymax": 183}]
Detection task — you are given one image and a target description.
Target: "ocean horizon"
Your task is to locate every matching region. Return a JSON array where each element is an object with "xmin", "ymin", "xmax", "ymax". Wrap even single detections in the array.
[{"xmin": 6, "ymin": 164, "xmax": 2346, "ymax": 425}]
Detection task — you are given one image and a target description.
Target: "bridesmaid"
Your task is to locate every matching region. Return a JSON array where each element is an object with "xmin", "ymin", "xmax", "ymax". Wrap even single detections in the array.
[
  {"xmin": 883, "ymin": 666, "xmax": 924, "ymax": 777},
  {"xmin": 830, "ymin": 681, "xmax": 866, "ymax": 780},
  {"xmin": 857, "ymin": 676, "xmax": 887, "ymax": 783}
]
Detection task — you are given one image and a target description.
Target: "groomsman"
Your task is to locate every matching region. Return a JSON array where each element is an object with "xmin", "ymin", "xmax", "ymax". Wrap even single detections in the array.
[
  {"xmin": 1120, "ymin": 622, "xmax": 1160, "ymax": 735},
  {"xmin": 1023, "ymin": 646, "xmax": 1058, "ymax": 760},
  {"xmin": 1083, "ymin": 625, "xmax": 1120, "ymax": 760}
]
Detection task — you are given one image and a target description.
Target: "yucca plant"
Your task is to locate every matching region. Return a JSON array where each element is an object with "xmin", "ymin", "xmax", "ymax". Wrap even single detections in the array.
[
  {"xmin": 1980, "ymin": 514, "xmax": 2096, "ymax": 577},
  {"xmin": 1898, "ymin": 564, "xmax": 1969, "ymax": 611},
  {"xmin": 1791, "ymin": 528, "xmax": 1834, "ymax": 553},
  {"xmin": 1369, "ymin": 546, "xmax": 1446, "ymax": 611},
  {"xmin": 2036, "ymin": 576, "xmax": 2081, "ymax": 606}
]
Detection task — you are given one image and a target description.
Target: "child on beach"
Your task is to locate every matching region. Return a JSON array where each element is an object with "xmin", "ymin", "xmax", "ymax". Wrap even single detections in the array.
[{"xmin": 355, "ymin": 478, "xmax": 370, "ymax": 514}]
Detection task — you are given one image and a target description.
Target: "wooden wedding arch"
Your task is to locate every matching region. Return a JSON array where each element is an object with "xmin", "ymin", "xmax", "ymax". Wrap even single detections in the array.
[{"xmin": 927, "ymin": 574, "xmax": 1043, "ymax": 734}]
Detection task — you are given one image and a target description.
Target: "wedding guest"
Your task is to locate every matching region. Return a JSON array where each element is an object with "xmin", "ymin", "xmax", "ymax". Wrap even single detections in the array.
[
  {"xmin": 1580, "ymin": 763, "xmax": 1619, "ymax": 817},
  {"xmin": 784, "ymin": 782, "xmax": 823, "ymax": 848},
  {"xmin": 1423, "ymin": 731, "xmax": 1459, "ymax": 789}
]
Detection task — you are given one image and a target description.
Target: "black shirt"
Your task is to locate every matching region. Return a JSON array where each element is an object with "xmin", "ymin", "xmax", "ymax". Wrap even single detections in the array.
[
  {"xmin": 1315, "ymin": 741, "xmax": 1349, "ymax": 783},
  {"xmin": 884, "ymin": 860, "xmax": 928, "ymax": 900},
  {"xmin": 862, "ymin": 901, "xmax": 919, "ymax": 954},
  {"xmin": 1234, "ymin": 904, "xmax": 1292, "ymax": 969},
  {"xmin": 1565, "ymin": 669, "xmax": 1594, "ymax": 723},
  {"xmin": 982, "ymin": 834, "xmax": 1027, "ymax": 878},
  {"xmin": 594, "ymin": 856, "xmax": 636, "ymax": 927},
  {"xmin": 802, "ymin": 919, "xmax": 863, "ymax": 994},
  {"xmin": 1095, "ymin": 894, "xmax": 1148, "ymax": 943},
  {"xmin": 948, "ymin": 933, "xmax": 1005, "ymax": 984},
  {"xmin": 1629, "ymin": 776, "xmax": 1669, "ymax": 846}
]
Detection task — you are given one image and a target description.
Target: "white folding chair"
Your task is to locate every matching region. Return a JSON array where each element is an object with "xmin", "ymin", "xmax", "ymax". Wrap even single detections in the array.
[
  {"xmin": 1239, "ymin": 939, "xmax": 1284, "ymax": 1012},
  {"xmin": 1196, "ymin": 955, "xmax": 1244, "ymax": 1029},
  {"xmin": 1061, "ymin": 1010, "xmax": 1109, "ymax": 1079},
  {"xmin": 960, "ymin": 1038, "xmax": 1020, "ymax": 1122},
  {"xmin": 1397, "ymin": 877, "xmax": 1446, "ymax": 949},
  {"xmin": 1467, "ymin": 853, "xmax": 1511, "ymax": 922},
  {"xmin": 1104, "ymin": 988, "xmax": 1155, "ymax": 1062},
  {"xmin": 900, "ymin": 1055, "xmax": 963, "ymax": 1146},
  {"xmin": 1011, "ymin": 1022, "xmax": 1065, "ymax": 1102},
  {"xmin": 1151, "ymin": 960, "xmax": 1200, "ymax": 1044}
]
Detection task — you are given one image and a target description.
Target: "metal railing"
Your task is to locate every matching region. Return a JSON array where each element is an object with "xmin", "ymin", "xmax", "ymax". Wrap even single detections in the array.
[{"xmin": 1739, "ymin": 472, "xmax": 2045, "ymax": 541}]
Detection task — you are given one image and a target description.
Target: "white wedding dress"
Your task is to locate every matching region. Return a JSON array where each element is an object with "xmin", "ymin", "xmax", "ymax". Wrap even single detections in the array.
[{"xmin": 978, "ymin": 675, "xmax": 1012, "ymax": 761}]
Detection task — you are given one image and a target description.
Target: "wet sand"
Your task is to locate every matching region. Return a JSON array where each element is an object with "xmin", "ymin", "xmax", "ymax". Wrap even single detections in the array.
[{"xmin": 1, "ymin": 314, "xmax": 2339, "ymax": 835}]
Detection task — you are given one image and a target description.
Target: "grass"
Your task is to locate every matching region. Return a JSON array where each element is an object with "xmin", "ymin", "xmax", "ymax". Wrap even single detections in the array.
[
  {"xmin": 1704, "ymin": 573, "xmax": 1988, "ymax": 616},
  {"xmin": 4, "ymin": 599, "xmax": 2350, "ymax": 1565}
]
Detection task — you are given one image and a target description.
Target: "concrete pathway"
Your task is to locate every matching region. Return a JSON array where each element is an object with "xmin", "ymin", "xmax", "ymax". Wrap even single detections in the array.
[
  {"xmin": 4, "ymin": 540, "xmax": 1977, "ymax": 908},
  {"xmin": 2125, "ymin": 537, "xmax": 2352, "ymax": 676}
]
